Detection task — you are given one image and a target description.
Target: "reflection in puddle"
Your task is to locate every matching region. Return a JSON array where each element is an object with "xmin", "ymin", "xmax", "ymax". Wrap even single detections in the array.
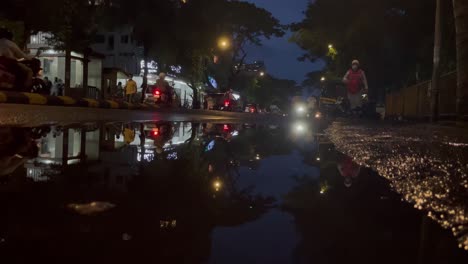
[
  {"xmin": 0, "ymin": 121, "xmax": 466, "ymax": 262},
  {"xmin": 67, "ymin": 201, "xmax": 116, "ymax": 216}
]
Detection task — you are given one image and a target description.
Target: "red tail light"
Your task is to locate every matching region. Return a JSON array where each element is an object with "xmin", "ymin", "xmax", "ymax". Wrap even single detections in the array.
[
  {"xmin": 250, "ymin": 107, "xmax": 255, "ymax": 113},
  {"xmin": 152, "ymin": 128, "xmax": 159, "ymax": 136},
  {"xmin": 223, "ymin": 124, "xmax": 229, "ymax": 131},
  {"xmin": 153, "ymin": 89, "xmax": 161, "ymax": 96},
  {"xmin": 224, "ymin": 100, "xmax": 230, "ymax": 107}
]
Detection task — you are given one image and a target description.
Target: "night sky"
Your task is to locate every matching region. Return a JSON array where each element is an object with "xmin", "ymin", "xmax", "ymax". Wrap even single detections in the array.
[{"xmin": 245, "ymin": 0, "xmax": 324, "ymax": 83}]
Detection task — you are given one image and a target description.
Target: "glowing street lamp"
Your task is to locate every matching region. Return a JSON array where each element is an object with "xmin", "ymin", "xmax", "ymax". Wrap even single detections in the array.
[
  {"xmin": 218, "ymin": 37, "xmax": 230, "ymax": 50},
  {"xmin": 320, "ymin": 76, "xmax": 326, "ymax": 82},
  {"xmin": 259, "ymin": 71, "xmax": 265, "ymax": 77},
  {"xmin": 328, "ymin": 44, "xmax": 333, "ymax": 49}
]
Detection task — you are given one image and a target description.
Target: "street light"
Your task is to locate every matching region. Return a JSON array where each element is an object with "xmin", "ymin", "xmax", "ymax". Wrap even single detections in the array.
[
  {"xmin": 328, "ymin": 44, "xmax": 333, "ymax": 49},
  {"xmin": 259, "ymin": 71, "xmax": 265, "ymax": 77},
  {"xmin": 320, "ymin": 76, "xmax": 326, "ymax": 82},
  {"xmin": 218, "ymin": 37, "xmax": 230, "ymax": 50}
]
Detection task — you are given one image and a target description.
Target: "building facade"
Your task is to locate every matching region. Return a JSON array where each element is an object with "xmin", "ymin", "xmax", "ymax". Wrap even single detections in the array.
[
  {"xmin": 91, "ymin": 25, "xmax": 142, "ymax": 75},
  {"xmin": 28, "ymin": 32, "xmax": 104, "ymax": 98}
]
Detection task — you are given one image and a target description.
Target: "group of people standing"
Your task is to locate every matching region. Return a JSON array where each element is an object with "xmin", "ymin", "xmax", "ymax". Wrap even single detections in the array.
[{"xmin": 43, "ymin": 77, "xmax": 64, "ymax": 96}]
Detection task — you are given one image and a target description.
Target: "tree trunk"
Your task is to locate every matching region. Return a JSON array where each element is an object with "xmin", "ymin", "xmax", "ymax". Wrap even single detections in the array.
[
  {"xmin": 141, "ymin": 44, "xmax": 149, "ymax": 103},
  {"xmin": 22, "ymin": 25, "xmax": 31, "ymax": 52},
  {"xmin": 453, "ymin": 0, "xmax": 468, "ymax": 120},
  {"xmin": 431, "ymin": 0, "xmax": 443, "ymax": 122},
  {"xmin": 64, "ymin": 46, "xmax": 72, "ymax": 96}
]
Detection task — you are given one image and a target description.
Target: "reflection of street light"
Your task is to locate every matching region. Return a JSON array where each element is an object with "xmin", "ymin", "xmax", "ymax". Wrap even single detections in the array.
[{"xmin": 213, "ymin": 180, "xmax": 222, "ymax": 192}]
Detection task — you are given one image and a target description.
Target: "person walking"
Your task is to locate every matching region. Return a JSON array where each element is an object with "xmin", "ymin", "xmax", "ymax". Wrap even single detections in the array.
[
  {"xmin": 125, "ymin": 75, "xmax": 137, "ymax": 103},
  {"xmin": 342, "ymin": 60, "xmax": 369, "ymax": 113},
  {"xmin": 50, "ymin": 77, "xmax": 59, "ymax": 96}
]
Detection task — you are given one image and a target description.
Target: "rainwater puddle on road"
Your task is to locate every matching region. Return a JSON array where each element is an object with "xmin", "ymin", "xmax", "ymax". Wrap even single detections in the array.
[{"xmin": 0, "ymin": 121, "xmax": 467, "ymax": 263}]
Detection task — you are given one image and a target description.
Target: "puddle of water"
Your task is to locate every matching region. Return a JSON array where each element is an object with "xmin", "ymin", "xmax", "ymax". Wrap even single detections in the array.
[{"xmin": 0, "ymin": 121, "xmax": 466, "ymax": 263}]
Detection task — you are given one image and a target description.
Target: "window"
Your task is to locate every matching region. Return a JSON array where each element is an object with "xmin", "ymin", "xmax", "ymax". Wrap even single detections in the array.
[
  {"xmin": 121, "ymin": 35, "xmax": 129, "ymax": 44},
  {"xmin": 94, "ymin": 34, "xmax": 105, "ymax": 43},
  {"xmin": 107, "ymin": 35, "xmax": 114, "ymax": 50}
]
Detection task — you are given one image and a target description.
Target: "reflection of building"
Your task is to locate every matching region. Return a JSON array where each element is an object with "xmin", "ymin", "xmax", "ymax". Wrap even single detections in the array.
[
  {"xmin": 25, "ymin": 127, "xmax": 101, "ymax": 181},
  {"xmin": 91, "ymin": 147, "xmax": 138, "ymax": 192}
]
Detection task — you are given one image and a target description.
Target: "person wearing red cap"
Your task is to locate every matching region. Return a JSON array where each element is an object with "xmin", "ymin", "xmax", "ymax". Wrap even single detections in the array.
[{"xmin": 342, "ymin": 60, "xmax": 369, "ymax": 112}]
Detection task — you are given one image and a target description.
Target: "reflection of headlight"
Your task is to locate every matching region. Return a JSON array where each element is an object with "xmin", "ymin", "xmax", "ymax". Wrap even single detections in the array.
[
  {"xmin": 295, "ymin": 123, "xmax": 305, "ymax": 133},
  {"xmin": 315, "ymin": 112, "xmax": 322, "ymax": 119}
]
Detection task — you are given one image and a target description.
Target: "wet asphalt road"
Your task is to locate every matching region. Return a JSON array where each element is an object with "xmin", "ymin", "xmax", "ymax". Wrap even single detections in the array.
[
  {"xmin": 327, "ymin": 120, "xmax": 468, "ymax": 250},
  {"xmin": 0, "ymin": 104, "xmax": 263, "ymax": 126}
]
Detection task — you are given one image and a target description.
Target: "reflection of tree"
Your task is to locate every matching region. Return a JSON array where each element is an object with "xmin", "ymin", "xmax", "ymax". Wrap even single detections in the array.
[
  {"xmin": 127, "ymin": 128, "xmax": 274, "ymax": 262},
  {"xmin": 230, "ymin": 126, "xmax": 294, "ymax": 169}
]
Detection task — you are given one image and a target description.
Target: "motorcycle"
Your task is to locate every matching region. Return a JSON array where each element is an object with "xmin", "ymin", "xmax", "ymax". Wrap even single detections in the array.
[
  {"xmin": 151, "ymin": 86, "xmax": 176, "ymax": 106},
  {"xmin": 0, "ymin": 57, "xmax": 45, "ymax": 93}
]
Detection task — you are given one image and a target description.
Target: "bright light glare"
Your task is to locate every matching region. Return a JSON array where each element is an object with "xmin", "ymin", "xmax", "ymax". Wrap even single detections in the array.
[
  {"xmin": 315, "ymin": 112, "xmax": 322, "ymax": 119},
  {"xmin": 328, "ymin": 44, "xmax": 333, "ymax": 49},
  {"xmin": 296, "ymin": 106, "xmax": 305, "ymax": 113},
  {"xmin": 218, "ymin": 37, "xmax": 230, "ymax": 50},
  {"xmin": 295, "ymin": 124, "xmax": 305, "ymax": 133},
  {"xmin": 213, "ymin": 180, "xmax": 222, "ymax": 192}
]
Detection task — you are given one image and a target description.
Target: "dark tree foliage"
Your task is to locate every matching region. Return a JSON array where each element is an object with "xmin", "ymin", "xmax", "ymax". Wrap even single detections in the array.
[{"xmin": 291, "ymin": 0, "xmax": 456, "ymax": 101}]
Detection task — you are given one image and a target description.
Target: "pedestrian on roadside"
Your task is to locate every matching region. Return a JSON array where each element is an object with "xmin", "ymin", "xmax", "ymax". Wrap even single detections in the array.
[
  {"xmin": 57, "ymin": 78, "xmax": 64, "ymax": 96},
  {"xmin": 44, "ymin": 77, "xmax": 52, "ymax": 95},
  {"xmin": 116, "ymin": 81, "xmax": 123, "ymax": 98},
  {"xmin": 125, "ymin": 75, "xmax": 137, "ymax": 103},
  {"xmin": 342, "ymin": 60, "xmax": 369, "ymax": 113},
  {"xmin": 50, "ymin": 77, "xmax": 59, "ymax": 96}
]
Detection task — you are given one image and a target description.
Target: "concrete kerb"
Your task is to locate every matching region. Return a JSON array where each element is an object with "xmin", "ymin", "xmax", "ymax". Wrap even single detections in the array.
[
  {"xmin": 0, "ymin": 91, "xmax": 148, "ymax": 110},
  {"xmin": 0, "ymin": 91, "xmax": 274, "ymax": 121}
]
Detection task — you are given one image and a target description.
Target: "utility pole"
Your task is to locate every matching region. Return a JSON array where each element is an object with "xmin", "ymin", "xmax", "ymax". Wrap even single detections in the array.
[{"xmin": 430, "ymin": 0, "xmax": 442, "ymax": 122}]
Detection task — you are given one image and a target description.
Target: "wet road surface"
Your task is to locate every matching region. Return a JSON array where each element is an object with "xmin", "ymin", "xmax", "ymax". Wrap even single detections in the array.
[
  {"xmin": 0, "ymin": 104, "xmax": 265, "ymax": 126},
  {"xmin": 327, "ymin": 120, "xmax": 468, "ymax": 250},
  {"xmin": 0, "ymin": 120, "xmax": 467, "ymax": 263}
]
